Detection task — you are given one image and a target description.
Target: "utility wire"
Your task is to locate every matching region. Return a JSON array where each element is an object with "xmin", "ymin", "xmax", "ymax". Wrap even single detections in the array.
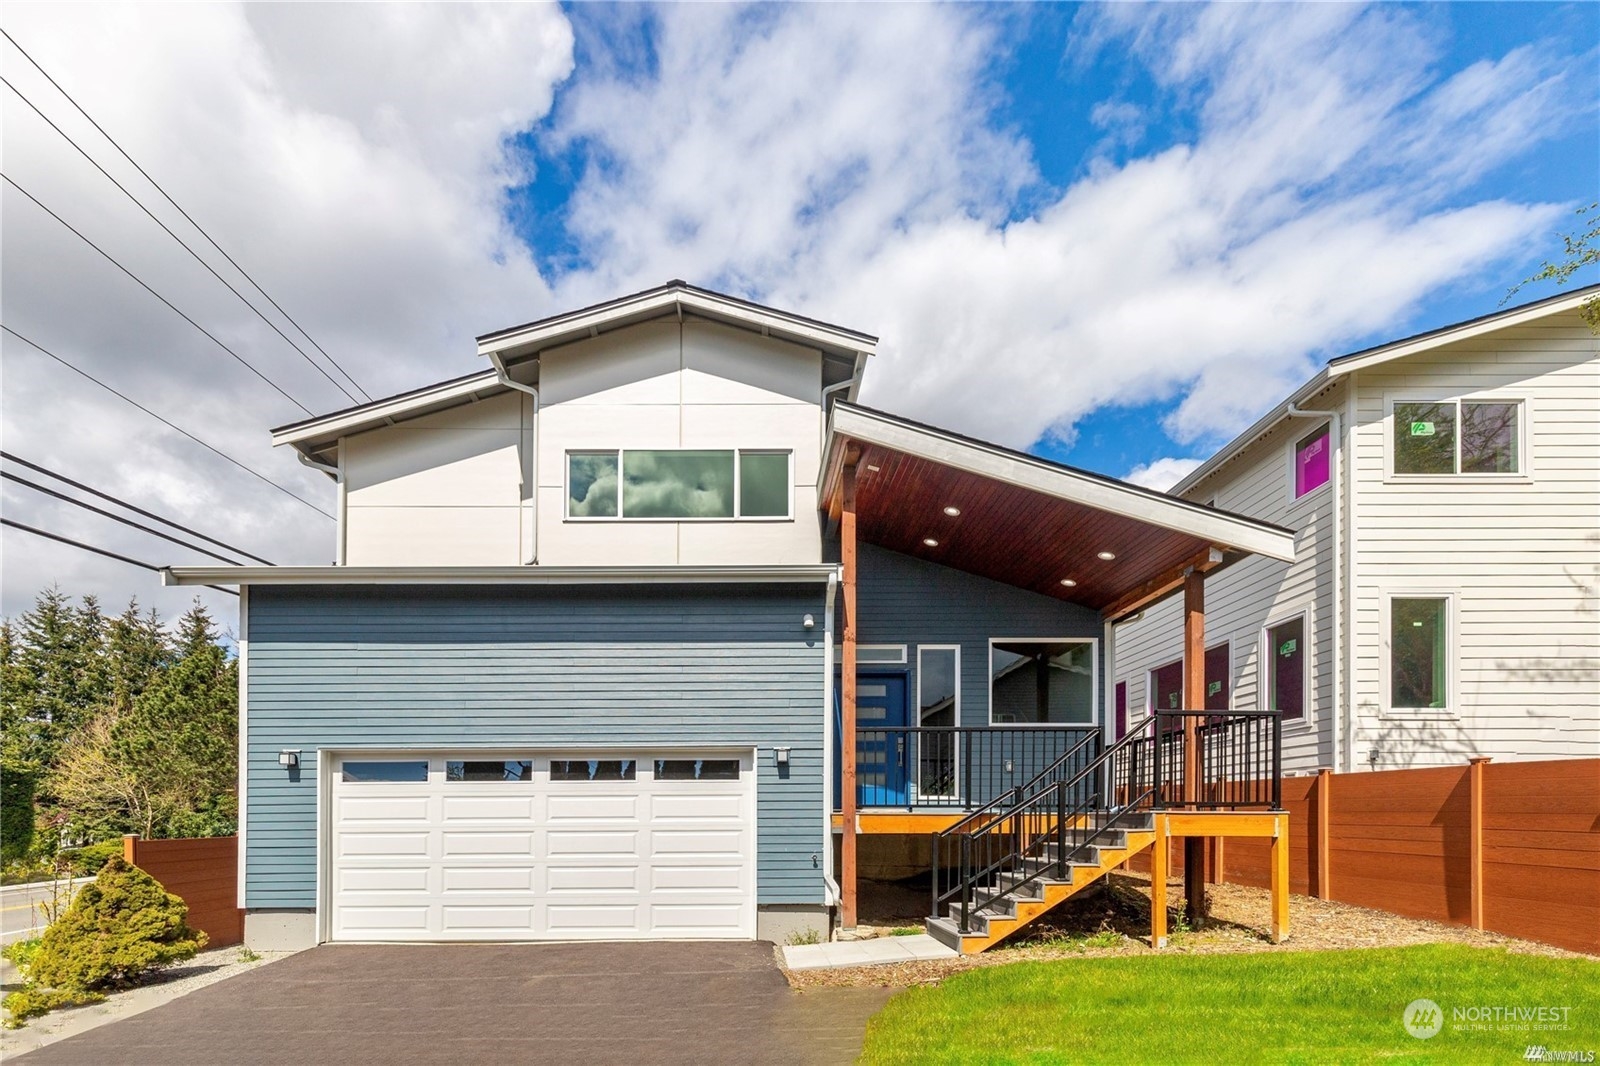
[
  {"xmin": 0, "ymin": 28, "xmax": 371, "ymax": 402},
  {"xmin": 1, "ymin": 518, "xmax": 238, "ymax": 597},
  {"xmin": 1, "ymin": 172, "xmax": 315, "ymax": 416},
  {"xmin": 1, "ymin": 75, "xmax": 363, "ymax": 406},
  {"xmin": 0, "ymin": 450, "xmax": 273, "ymax": 564},
  {"xmin": 3, "ymin": 470, "xmax": 247, "ymax": 565},
  {"xmin": 0, "ymin": 325, "xmax": 334, "ymax": 519}
]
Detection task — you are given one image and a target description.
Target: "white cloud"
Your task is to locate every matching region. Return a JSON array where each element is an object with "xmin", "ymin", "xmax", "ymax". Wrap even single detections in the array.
[
  {"xmin": 1124, "ymin": 457, "xmax": 1204, "ymax": 492},
  {"xmin": 1, "ymin": 2, "xmax": 573, "ymax": 620}
]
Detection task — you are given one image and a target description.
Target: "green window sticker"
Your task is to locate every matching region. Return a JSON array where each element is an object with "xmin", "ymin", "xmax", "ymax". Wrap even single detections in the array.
[
  {"xmin": 1279, "ymin": 638, "xmax": 1298, "ymax": 657},
  {"xmin": 1207, "ymin": 680, "xmax": 1222, "ymax": 696},
  {"xmin": 1410, "ymin": 421, "xmax": 1435, "ymax": 437}
]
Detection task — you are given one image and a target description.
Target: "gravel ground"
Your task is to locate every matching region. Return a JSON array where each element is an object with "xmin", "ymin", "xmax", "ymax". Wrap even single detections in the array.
[{"xmin": 784, "ymin": 873, "xmax": 1592, "ymax": 990}]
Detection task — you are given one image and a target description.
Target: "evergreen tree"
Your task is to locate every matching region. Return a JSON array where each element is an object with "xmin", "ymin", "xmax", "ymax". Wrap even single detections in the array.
[{"xmin": 103, "ymin": 600, "xmax": 170, "ymax": 712}]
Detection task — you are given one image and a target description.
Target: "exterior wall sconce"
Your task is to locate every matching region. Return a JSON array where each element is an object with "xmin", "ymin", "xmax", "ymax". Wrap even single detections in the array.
[
  {"xmin": 278, "ymin": 750, "xmax": 301, "ymax": 769},
  {"xmin": 802, "ymin": 614, "xmax": 815, "ymax": 630},
  {"xmin": 774, "ymin": 747, "xmax": 791, "ymax": 767}
]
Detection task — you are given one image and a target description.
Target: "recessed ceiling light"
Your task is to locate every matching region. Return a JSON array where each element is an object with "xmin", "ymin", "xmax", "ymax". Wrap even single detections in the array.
[
  {"xmin": 923, "ymin": 537, "xmax": 939, "ymax": 547},
  {"xmin": 1097, "ymin": 550, "xmax": 1117, "ymax": 561},
  {"xmin": 943, "ymin": 505, "xmax": 962, "ymax": 517},
  {"xmin": 1059, "ymin": 578, "xmax": 1077, "ymax": 587}
]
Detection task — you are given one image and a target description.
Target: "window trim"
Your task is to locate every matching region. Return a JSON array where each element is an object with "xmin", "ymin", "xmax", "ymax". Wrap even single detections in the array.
[
  {"xmin": 564, "ymin": 448, "xmax": 795, "ymax": 522},
  {"xmin": 986, "ymin": 637, "xmax": 1099, "ymax": 728},
  {"xmin": 1383, "ymin": 394, "xmax": 1530, "ymax": 483},
  {"xmin": 1287, "ymin": 422, "xmax": 1332, "ymax": 505},
  {"xmin": 1382, "ymin": 591, "xmax": 1459, "ymax": 719},
  {"xmin": 1259, "ymin": 610, "xmax": 1311, "ymax": 725}
]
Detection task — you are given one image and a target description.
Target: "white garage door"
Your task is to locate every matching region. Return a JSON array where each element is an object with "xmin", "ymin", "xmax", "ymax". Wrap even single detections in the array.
[{"xmin": 328, "ymin": 751, "xmax": 755, "ymax": 942}]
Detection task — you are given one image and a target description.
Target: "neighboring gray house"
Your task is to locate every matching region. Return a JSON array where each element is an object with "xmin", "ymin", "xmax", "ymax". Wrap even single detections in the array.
[
  {"xmin": 1113, "ymin": 287, "xmax": 1600, "ymax": 774},
  {"xmin": 166, "ymin": 282, "xmax": 1295, "ymax": 950}
]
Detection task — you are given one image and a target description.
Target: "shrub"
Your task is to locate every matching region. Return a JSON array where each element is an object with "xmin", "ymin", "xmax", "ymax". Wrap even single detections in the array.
[
  {"xmin": 27, "ymin": 855, "xmax": 206, "ymax": 993},
  {"xmin": 59, "ymin": 839, "xmax": 123, "ymax": 878},
  {"xmin": 1, "ymin": 986, "xmax": 103, "ymax": 1025},
  {"xmin": 1, "ymin": 937, "xmax": 42, "ymax": 978},
  {"xmin": 0, "ymin": 769, "xmax": 33, "ymax": 864}
]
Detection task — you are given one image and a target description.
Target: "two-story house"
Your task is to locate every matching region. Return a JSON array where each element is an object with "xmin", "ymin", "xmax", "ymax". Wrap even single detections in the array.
[
  {"xmin": 165, "ymin": 281, "xmax": 1297, "ymax": 952},
  {"xmin": 1112, "ymin": 286, "xmax": 1600, "ymax": 775}
]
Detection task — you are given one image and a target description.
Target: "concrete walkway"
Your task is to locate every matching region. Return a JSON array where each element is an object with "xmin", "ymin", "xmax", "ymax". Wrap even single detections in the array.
[{"xmin": 783, "ymin": 933, "xmax": 957, "ymax": 971}]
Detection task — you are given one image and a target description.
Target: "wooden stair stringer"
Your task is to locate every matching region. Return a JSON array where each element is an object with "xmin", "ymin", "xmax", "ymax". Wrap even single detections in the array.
[{"xmin": 946, "ymin": 829, "xmax": 1158, "ymax": 953}]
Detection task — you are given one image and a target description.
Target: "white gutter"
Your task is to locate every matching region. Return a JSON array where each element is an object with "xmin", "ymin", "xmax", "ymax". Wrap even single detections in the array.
[
  {"xmin": 821, "ymin": 568, "xmax": 840, "ymax": 908},
  {"xmin": 1285, "ymin": 403, "xmax": 1343, "ymax": 773},
  {"xmin": 489, "ymin": 352, "xmax": 541, "ymax": 565},
  {"xmin": 162, "ymin": 564, "xmax": 842, "ymax": 586}
]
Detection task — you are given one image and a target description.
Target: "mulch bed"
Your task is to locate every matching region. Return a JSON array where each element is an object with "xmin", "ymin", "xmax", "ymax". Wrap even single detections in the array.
[{"xmin": 784, "ymin": 873, "xmax": 1591, "ymax": 990}]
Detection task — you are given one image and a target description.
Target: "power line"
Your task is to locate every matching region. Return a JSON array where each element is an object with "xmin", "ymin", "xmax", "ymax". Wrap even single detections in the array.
[
  {"xmin": 0, "ymin": 451, "xmax": 274, "ymax": 564},
  {"xmin": 1, "ymin": 172, "xmax": 315, "ymax": 415},
  {"xmin": 3, "ymin": 470, "xmax": 247, "ymax": 565},
  {"xmin": 0, "ymin": 325, "xmax": 334, "ymax": 520},
  {"xmin": 0, "ymin": 28, "xmax": 372, "ymax": 402},
  {"xmin": 1, "ymin": 518, "xmax": 238, "ymax": 597},
  {"xmin": 1, "ymin": 74, "xmax": 364, "ymax": 406}
]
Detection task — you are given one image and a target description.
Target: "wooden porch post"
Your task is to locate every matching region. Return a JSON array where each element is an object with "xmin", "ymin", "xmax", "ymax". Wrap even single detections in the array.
[
  {"xmin": 840, "ymin": 462, "xmax": 859, "ymax": 930},
  {"xmin": 1182, "ymin": 568, "xmax": 1207, "ymax": 927}
]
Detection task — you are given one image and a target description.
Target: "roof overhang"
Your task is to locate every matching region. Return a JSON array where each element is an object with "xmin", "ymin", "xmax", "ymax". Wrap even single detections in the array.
[
  {"xmin": 271, "ymin": 369, "xmax": 506, "ymax": 462},
  {"xmin": 820, "ymin": 403, "xmax": 1295, "ymax": 619},
  {"xmin": 162, "ymin": 564, "xmax": 841, "ymax": 587},
  {"xmin": 1173, "ymin": 284, "xmax": 1600, "ymax": 496},
  {"xmin": 476, "ymin": 280, "xmax": 877, "ymax": 365}
]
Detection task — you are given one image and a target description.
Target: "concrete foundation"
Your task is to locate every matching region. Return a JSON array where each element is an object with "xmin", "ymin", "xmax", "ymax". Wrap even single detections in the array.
[
  {"xmin": 756, "ymin": 904, "xmax": 832, "ymax": 944},
  {"xmin": 244, "ymin": 909, "xmax": 317, "ymax": 951}
]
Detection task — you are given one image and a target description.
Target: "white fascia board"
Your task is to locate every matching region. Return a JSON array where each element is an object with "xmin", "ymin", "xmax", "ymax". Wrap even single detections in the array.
[
  {"xmin": 271, "ymin": 370, "xmax": 504, "ymax": 450},
  {"xmin": 1168, "ymin": 371, "xmax": 1335, "ymax": 497},
  {"xmin": 163, "ymin": 564, "xmax": 843, "ymax": 587},
  {"xmin": 476, "ymin": 288, "xmax": 876, "ymax": 361},
  {"xmin": 827, "ymin": 406, "xmax": 1296, "ymax": 562}
]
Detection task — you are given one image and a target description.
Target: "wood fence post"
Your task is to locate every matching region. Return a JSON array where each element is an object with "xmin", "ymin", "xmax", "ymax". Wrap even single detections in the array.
[
  {"xmin": 122, "ymin": 833, "xmax": 138, "ymax": 865},
  {"xmin": 1316, "ymin": 768, "xmax": 1331, "ymax": 900},
  {"xmin": 1469, "ymin": 757, "xmax": 1490, "ymax": 930}
]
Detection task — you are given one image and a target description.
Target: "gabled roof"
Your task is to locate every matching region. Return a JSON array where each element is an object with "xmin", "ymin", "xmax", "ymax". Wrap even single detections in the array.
[
  {"xmin": 1172, "ymin": 284, "xmax": 1600, "ymax": 496},
  {"xmin": 476, "ymin": 279, "xmax": 877, "ymax": 364},
  {"xmin": 272, "ymin": 280, "xmax": 873, "ymax": 462}
]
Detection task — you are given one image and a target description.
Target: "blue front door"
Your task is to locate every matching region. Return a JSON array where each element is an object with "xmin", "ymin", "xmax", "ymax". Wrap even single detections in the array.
[{"xmin": 850, "ymin": 673, "xmax": 910, "ymax": 807}]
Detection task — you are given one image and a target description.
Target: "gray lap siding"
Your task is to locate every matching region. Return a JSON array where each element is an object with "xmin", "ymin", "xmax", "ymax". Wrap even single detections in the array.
[{"xmin": 244, "ymin": 583, "xmax": 826, "ymax": 910}]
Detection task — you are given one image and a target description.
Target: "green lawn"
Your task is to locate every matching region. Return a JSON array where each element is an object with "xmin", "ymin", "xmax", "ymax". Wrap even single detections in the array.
[{"xmin": 858, "ymin": 944, "xmax": 1598, "ymax": 1065}]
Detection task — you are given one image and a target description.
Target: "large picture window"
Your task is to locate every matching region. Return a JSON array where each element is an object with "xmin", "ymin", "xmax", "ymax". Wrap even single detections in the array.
[
  {"xmin": 1393, "ymin": 399, "xmax": 1520, "ymax": 475},
  {"xmin": 567, "ymin": 449, "xmax": 791, "ymax": 519},
  {"xmin": 989, "ymin": 640, "xmax": 1095, "ymax": 725},
  {"xmin": 1391, "ymin": 597, "xmax": 1449, "ymax": 710},
  {"xmin": 1263, "ymin": 616, "xmax": 1306, "ymax": 721}
]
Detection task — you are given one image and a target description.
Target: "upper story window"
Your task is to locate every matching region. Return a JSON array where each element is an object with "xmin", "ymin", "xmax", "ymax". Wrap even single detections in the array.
[
  {"xmin": 1293, "ymin": 426, "xmax": 1331, "ymax": 499},
  {"xmin": 567, "ymin": 449, "xmax": 792, "ymax": 520},
  {"xmin": 1393, "ymin": 400, "xmax": 1520, "ymax": 476}
]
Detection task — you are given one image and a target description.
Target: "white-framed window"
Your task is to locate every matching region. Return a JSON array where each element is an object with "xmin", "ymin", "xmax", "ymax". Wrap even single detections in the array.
[
  {"xmin": 1385, "ymin": 593, "xmax": 1455, "ymax": 714},
  {"xmin": 1387, "ymin": 397, "xmax": 1525, "ymax": 478},
  {"xmin": 565, "ymin": 449, "xmax": 793, "ymax": 520},
  {"xmin": 833, "ymin": 644, "xmax": 908, "ymax": 665},
  {"xmin": 916, "ymin": 645, "xmax": 960, "ymax": 800},
  {"xmin": 988, "ymin": 638, "xmax": 1097, "ymax": 726},
  {"xmin": 1290, "ymin": 423, "xmax": 1332, "ymax": 501},
  {"xmin": 1260, "ymin": 612, "xmax": 1309, "ymax": 722}
]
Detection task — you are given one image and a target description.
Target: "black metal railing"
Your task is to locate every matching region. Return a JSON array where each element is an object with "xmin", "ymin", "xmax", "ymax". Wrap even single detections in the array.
[
  {"xmin": 848, "ymin": 725, "xmax": 1098, "ymax": 810},
  {"xmin": 1152, "ymin": 711, "xmax": 1282, "ymax": 810},
  {"xmin": 928, "ymin": 711, "xmax": 1282, "ymax": 935}
]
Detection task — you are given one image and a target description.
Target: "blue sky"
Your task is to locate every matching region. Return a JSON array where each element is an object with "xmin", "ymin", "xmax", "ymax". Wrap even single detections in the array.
[{"xmin": 512, "ymin": 2, "xmax": 1600, "ymax": 483}]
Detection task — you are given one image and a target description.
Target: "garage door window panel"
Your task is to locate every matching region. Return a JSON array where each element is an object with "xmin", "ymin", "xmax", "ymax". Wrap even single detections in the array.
[
  {"xmin": 654, "ymin": 758, "xmax": 740, "ymax": 780},
  {"xmin": 551, "ymin": 759, "xmax": 637, "ymax": 781},
  {"xmin": 446, "ymin": 759, "xmax": 533, "ymax": 782},
  {"xmin": 342, "ymin": 761, "xmax": 428, "ymax": 783}
]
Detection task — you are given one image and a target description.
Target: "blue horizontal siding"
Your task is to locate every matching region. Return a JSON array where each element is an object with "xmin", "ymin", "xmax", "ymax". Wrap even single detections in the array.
[{"xmin": 245, "ymin": 583, "xmax": 826, "ymax": 910}]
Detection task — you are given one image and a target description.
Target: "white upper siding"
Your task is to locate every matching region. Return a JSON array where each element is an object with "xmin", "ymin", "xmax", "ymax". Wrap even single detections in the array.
[
  {"xmin": 1347, "ymin": 313, "xmax": 1599, "ymax": 767},
  {"xmin": 1112, "ymin": 380, "xmax": 1345, "ymax": 774},
  {"xmin": 340, "ymin": 318, "xmax": 828, "ymax": 566},
  {"xmin": 1112, "ymin": 304, "xmax": 1600, "ymax": 771}
]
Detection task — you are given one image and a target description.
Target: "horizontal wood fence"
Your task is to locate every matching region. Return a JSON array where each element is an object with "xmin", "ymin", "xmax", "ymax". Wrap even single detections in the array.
[
  {"xmin": 1128, "ymin": 757, "xmax": 1599, "ymax": 955},
  {"xmin": 123, "ymin": 834, "xmax": 242, "ymax": 948}
]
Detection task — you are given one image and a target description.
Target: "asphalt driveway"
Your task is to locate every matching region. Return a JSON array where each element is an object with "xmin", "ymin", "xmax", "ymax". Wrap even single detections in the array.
[{"xmin": 9, "ymin": 942, "xmax": 893, "ymax": 1066}]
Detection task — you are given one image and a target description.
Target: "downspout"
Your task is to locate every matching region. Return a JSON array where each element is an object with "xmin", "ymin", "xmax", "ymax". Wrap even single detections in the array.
[
  {"xmin": 1285, "ymin": 403, "xmax": 1343, "ymax": 773},
  {"xmin": 821, "ymin": 569, "xmax": 841, "ymax": 908},
  {"xmin": 490, "ymin": 351, "xmax": 541, "ymax": 565},
  {"xmin": 296, "ymin": 450, "xmax": 344, "ymax": 565}
]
